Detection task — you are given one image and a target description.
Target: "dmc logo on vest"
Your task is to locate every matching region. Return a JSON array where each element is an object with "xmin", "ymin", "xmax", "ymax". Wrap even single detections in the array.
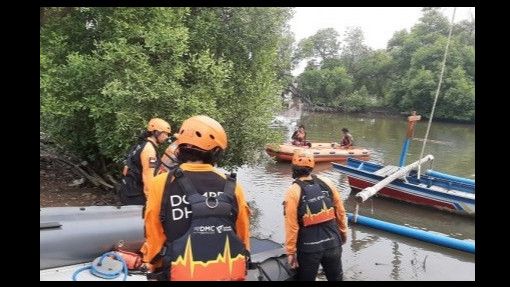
[
  {"xmin": 193, "ymin": 225, "xmax": 233, "ymax": 234},
  {"xmin": 216, "ymin": 225, "xmax": 233, "ymax": 234}
]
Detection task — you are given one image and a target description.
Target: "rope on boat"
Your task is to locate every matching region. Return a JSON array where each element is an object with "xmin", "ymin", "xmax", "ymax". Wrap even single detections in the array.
[{"xmin": 417, "ymin": 7, "xmax": 456, "ymax": 179}]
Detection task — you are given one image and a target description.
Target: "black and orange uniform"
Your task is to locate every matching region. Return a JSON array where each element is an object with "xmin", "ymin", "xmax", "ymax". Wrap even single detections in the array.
[
  {"xmin": 284, "ymin": 175, "xmax": 347, "ymax": 281},
  {"xmin": 141, "ymin": 163, "xmax": 251, "ymax": 281},
  {"xmin": 119, "ymin": 137, "xmax": 160, "ymax": 205},
  {"xmin": 119, "ymin": 118, "xmax": 170, "ymax": 205}
]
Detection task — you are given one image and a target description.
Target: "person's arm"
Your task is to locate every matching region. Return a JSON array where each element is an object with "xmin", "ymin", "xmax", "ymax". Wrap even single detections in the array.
[
  {"xmin": 318, "ymin": 176, "xmax": 348, "ymax": 243},
  {"xmin": 140, "ymin": 173, "xmax": 168, "ymax": 269},
  {"xmin": 284, "ymin": 184, "xmax": 300, "ymax": 255},
  {"xmin": 234, "ymin": 184, "xmax": 251, "ymax": 251},
  {"xmin": 140, "ymin": 143, "xmax": 158, "ymax": 197}
]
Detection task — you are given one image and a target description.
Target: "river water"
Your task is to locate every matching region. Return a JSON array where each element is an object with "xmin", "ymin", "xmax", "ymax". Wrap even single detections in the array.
[{"xmin": 225, "ymin": 106, "xmax": 475, "ymax": 281}]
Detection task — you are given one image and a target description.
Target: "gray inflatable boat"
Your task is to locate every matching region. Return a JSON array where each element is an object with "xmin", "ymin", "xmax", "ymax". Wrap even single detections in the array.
[{"xmin": 40, "ymin": 206, "xmax": 295, "ymax": 281}]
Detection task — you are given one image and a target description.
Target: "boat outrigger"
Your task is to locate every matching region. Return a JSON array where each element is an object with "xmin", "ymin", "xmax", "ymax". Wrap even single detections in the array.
[{"xmin": 332, "ymin": 113, "xmax": 475, "ymax": 216}]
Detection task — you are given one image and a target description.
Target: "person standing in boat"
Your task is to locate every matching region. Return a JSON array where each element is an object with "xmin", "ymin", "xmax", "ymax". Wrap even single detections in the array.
[
  {"xmin": 283, "ymin": 151, "xmax": 348, "ymax": 281},
  {"xmin": 339, "ymin": 128, "xmax": 354, "ymax": 149},
  {"xmin": 292, "ymin": 124, "xmax": 311, "ymax": 147},
  {"xmin": 141, "ymin": 115, "xmax": 251, "ymax": 281},
  {"xmin": 119, "ymin": 118, "xmax": 171, "ymax": 206}
]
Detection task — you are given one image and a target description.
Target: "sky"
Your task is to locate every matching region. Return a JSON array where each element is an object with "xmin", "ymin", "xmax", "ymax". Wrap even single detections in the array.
[{"xmin": 289, "ymin": 7, "xmax": 475, "ymax": 75}]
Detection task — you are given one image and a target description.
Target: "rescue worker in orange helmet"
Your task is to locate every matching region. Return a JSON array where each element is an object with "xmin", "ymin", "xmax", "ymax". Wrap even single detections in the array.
[
  {"xmin": 283, "ymin": 150, "xmax": 348, "ymax": 281},
  {"xmin": 141, "ymin": 115, "xmax": 251, "ymax": 281},
  {"xmin": 119, "ymin": 118, "xmax": 171, "ymax": 206}
]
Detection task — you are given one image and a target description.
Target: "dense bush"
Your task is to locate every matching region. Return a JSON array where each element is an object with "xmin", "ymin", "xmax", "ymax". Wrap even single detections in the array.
[
  {"xmin": 40, "ymin": 8, "xmax": 294, "ymax": 170},
  {"xmin": 295, "ymin": 8, "xmax": 474, "ymax": 122}
]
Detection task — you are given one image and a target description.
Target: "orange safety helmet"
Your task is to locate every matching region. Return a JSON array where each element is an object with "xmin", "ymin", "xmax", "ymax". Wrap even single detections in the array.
[
  {"xmin": 147, "ymin": 118, "xmax": 171, "ymax": 134},
  {"xmin": 175, "ymin": 115, "xmax": 228, "ymax": 151},
  {"xmin": 292, "ymin": 150, "xmax": 315, "ymax": 168}
]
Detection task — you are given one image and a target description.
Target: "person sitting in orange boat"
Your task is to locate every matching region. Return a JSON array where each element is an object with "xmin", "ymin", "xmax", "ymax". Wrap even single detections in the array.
[
  {"xmin": 283, "ymin": 150, "xmax": 348, "ymax": 281},
  {"xmin": 141, "ymin": 115, "xmax": 251, "ymax": 281},
  {"xmin": 340, "ymin": 128, "xmax": 354, "ymax": 149},
  {"xmin": 291, "ymin": 125, "xmax": 311, "ymax": 147}
]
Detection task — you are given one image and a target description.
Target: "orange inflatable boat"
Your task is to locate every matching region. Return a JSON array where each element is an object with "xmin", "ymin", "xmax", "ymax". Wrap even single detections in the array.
[{"xmin": 265, "ymin": 142, "xmax": 370, "ymax": 163}]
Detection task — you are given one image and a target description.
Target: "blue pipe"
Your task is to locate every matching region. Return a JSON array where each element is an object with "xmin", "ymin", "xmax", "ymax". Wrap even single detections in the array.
[
  {"xmin": 426, "ymin": 170, "xmax": 475, "ymax": 186},
  {"xmin": 347, "ymin": 213, "xmax": 475, "ymax": 254},
  {"xmin": 398, "ymin": 139, "xmax": 410, "ymax": 167}
]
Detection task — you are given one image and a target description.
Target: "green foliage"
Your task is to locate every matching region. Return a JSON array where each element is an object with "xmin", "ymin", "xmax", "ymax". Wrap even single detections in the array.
[
  {"xmin": 181, "ymin": 7, "xmax": 294, "ymax": 167},
  {"xmin": 412, "ymin": 8, "xmax": 451, "ymax": 41},
  {"xmin": 294, "ymin": 8, "xmax": 474, "ymax": 122},
  {"xmin": 340, "ymin": 26, "xmax": 371, "ymax": 72},
  {"xmin": 454, "ymin": 18, "xmax": 475, "ymax": 47},
  {"xmin": 295, "ymin": 26, "xmax": 389, "ymax": 111},
  {"xmin": 386, "ymin": 9, "xmax": 475, "ymax": 122},
  {"xmin": 399, "ymin": 68, "xmax": 436, "ymax": 113},
  {"xmin": 435, "ymin": 67, "xmax": 475, "ymax": 121},
  {"xmin": 352, "ymin": 50, "xmax": 393, "ymax": 97},
  {"xmin": 41, "ymin": 7, "xmax": 293, "ymax": 169},
  {"xmin": 341, "ymin": 86, "xmax": 378, "ymax": 112},
  {"xmin": 294, "ymin": 28, "xmax": 340, "ymax": 62},
  {"xmin": 387, "ymin": 29, "xmax": 408, "ymax": 50},
  {"xmin": 297, "ymin": 67, "xmax": 353, "ymax": 106}
]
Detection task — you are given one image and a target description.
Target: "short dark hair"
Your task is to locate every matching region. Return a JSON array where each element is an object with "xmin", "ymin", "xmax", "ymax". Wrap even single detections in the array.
[
  {"xmin": 342, "ymin": 128, "xmax": 349, "ymax": 133},
  {"xmin": 292, "ymin": 165, "xmax": 313, "ymax": 178},
  {"xmin": 298, "ymin": 124, "xmax": 305, "ymax": 129},
  {"xmin": 176, "ymin": 145, "xmax": 222, "ymax": 164},
  {"xmin": 137, "ymin": 130, "xmax": 153, "ymax": 141}
]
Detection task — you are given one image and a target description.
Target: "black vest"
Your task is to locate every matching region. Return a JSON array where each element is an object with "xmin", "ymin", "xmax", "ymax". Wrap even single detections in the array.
[
  {"xmin": 157, "ymin": 167, "xmax": 248, "ymax": 280},
  {"xmin": 294, "ymin": 176, "xmax": 342, "ymax": 253},
  {"xmin": 119, "ymin": 140, "xmax": 158, "ymax": 204}
]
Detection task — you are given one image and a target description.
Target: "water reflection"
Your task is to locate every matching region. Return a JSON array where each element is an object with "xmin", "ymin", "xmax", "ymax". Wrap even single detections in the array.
[
  {"xmin": 390, "ymin": 242, "xmax": 402, "ymax": 280},
  {"xmin": 247, "ymin": 199, "xmax": 261, "ymax": 237},
  {"xmin": 343, "ymin": 224, "xmax": 474, "ymax": 280},
  {"xmin": 350, "ymin": 228, "xmax": 380, "ymax": 252}
]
